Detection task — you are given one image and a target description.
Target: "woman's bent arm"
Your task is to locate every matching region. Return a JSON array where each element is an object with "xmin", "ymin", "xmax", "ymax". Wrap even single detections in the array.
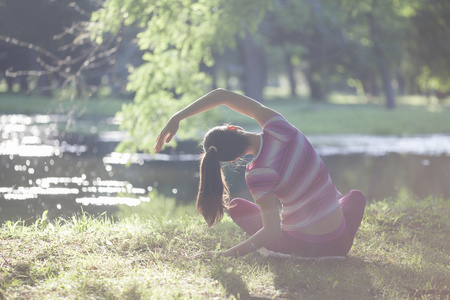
[
  {"xmin": 155, "ymin": 89, "xmax": 276, "ymax": 153},
  {"xmin": 222, "ymin": 194, "xmax": 281, "ymax": 257},
  {"xmin": 174, "ymin": 88, "xmax": 275, "ymax": 123}
]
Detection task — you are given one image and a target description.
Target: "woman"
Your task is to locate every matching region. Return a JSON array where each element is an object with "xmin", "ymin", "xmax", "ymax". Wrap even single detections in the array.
[{"xmin": 155, "ymin": 89, "xmax": 366, "ymax": 258}]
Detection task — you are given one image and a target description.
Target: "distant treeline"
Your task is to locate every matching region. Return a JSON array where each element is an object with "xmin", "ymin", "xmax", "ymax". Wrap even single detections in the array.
[{"xmin": 1, "ymin": 0, "xmax": 449, "ymax": 109}]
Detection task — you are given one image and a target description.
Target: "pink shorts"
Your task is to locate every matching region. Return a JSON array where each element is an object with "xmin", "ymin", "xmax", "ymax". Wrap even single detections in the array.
[{"xmin": 228, "ymin": 190, "xmax": 366, "ymax": 257}]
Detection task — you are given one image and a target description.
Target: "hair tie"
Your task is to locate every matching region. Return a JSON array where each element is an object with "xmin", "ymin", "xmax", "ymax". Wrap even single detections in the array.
[{"xmin": 208, "ymin": 146, "xmax": 218, "ymax": 152}]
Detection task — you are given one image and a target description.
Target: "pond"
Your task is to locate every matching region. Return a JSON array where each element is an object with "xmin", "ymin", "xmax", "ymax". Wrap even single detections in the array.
[{"xmin": 1, "ymin": 113, "xmax": 450, "ymax": 223}]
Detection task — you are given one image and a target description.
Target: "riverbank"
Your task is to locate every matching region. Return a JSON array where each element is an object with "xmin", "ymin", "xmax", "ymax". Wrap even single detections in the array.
[
  {"xmin": 1, "ymin": 194, "xmax": 449, "ymax": 299},
  {"xmin": 0, "ymin": 93, "xmax": 449, "ymax": 136},
  {"xmin": 219, "ymin": 95, "xmax": 450, "ymax": 136}
]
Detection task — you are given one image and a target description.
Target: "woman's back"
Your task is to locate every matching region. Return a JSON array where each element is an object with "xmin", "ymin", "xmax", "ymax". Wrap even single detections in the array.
[{"xmin": 245, "ymin": 114, "xmax": 344, "ymax": 241}]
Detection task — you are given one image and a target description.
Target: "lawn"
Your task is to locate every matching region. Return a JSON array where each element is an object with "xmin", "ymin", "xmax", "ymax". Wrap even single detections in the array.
[
  {"xmin": 218, "ymin": 94, "xmax": 450, "ymax": 136},
  {"xmin": 0, "ymin": 94, "xmax": 124, "ymax": 118},
  {"xmin": 1, "ymin": 194, "xmax": 449, "ymax": 299},
  {"xmin": 0, "ymin": 93, "xmax": 449, "ymax": 136}
]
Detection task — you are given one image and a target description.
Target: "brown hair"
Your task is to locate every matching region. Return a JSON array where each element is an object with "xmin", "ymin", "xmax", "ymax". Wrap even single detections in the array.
[{"xmin": 196, "ymin": 125, "xmax": 250, "ymax": 226}]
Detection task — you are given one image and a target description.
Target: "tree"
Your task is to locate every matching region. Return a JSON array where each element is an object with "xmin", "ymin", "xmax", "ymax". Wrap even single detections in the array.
[
  {"xmin": 403, "ymin": 0, "xmax": 450, "ymax": 96},
  {"xmin": 0, "ymin": 0, "xmax": 79, "ymax": 94},
  {"xmin": 262, "ymin": 0, "xmax": 350, "ymax": 101},
  {"xmin": 339, "ymin": 0, "xmax": 414, "ymax": 109},
  {"xmin": 0, "ymin": 0, "xmax": 125, "ymax": 98},
  {"xmin": 236, "ymin": 27, "xmax": 267, "ymax": 102},
  {"xmin": 91, "ymin": 0, "xmax": 271, "ymax": 153}
]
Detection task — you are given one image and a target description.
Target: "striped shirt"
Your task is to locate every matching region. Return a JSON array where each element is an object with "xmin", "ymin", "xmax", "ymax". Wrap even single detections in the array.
[{"xmin": 245, "ymin": 114, "xmax": 341, "ymax": 239}]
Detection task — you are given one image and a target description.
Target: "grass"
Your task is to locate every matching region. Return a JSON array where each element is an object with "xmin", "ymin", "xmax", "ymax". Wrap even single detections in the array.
[
  {"xmin": 0, "ymin": 93, "xmax": 126, "ymax": 135},
  {"xmin": 219, "ymin": 94, "xmax": 450, "ymax": 136},
  {"xmin": 0, "ymin": 93, "xmax": 124, "ymax": 118},
  {"xmin": 1, "ymin": 193, "xmax": 449, "ymax": 299},
  {"xmin": 0, "ymin": 93, "xmax": 449, "ymax": 136}
]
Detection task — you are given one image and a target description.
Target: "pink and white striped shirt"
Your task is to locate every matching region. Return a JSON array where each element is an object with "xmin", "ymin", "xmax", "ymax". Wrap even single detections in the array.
[{"xmin": 245, "ymin": 114, "xmax": 342, "ymax": 241}]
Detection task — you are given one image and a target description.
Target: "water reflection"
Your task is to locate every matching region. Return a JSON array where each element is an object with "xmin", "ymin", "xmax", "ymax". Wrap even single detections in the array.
[
  {"xmin": 0, "ymin": 112, "xmax": 449, "ymax": 223},
  {"xmin": 323, "ymin": 153, "xmax": 450, "ymax": 201},
  {"xmin": 102, "ymin": 152, "xmax": 199, "ymax": 165},
  {"xmin": 309, "ymin": 134, "xmax": 450, "ymax": 156},
  {"xmin": 0, "ymin": 114, "xmax": 159, "ymax": 223},
  {"xmin": 76, "ymin": 196, "xmax": 150, "ymax": 206}
]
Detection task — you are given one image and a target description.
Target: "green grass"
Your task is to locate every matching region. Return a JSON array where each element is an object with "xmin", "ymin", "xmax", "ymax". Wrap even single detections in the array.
[
  {"xmin": 1, "ymin": 194, "xmax": 449, "ymax": 299},
  {"xmin": 219, "ymin": 95, "xmax": 450, "ymax": 136},
  {"xmin": 0, "ymin": 94, "xmax": 125, "ymax": 118},
  {"xmin": 0, "ymin": 94, "xmax": 126, "ymax": 134},
  {"xmin": 0, "ymin": 93, "xmax": 449, "ymax": 136}
]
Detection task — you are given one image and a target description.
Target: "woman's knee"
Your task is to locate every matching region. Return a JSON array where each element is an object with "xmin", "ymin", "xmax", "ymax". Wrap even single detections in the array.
[
  {"xmin": 228, "ymin": 198, "xmax": 263, "ymax": 236},
  {"xmin": 229, "ymin": 198, "xmax": 254, "ymax": 211},
  {"xmin": 340, "ymin": 190, "xmax": 367, "ymax": 223},
  {"xmin": 228, "ymin": 198, "xmax": 260, "ymax": 219},
  {"xmin": 342, "ymin": 190, "xmax": 367, "ymax": 210},
  {"xmin": 349, "ymin": 190, "xmax": 367, "ymax": 206},
  {"xmin": 228, "ymin": 197, "xmax": 242, "ymax": 208}
]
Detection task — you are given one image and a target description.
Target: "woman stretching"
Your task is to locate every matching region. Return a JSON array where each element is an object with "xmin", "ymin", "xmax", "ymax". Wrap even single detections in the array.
[{"xmin": 155, "ymin": 89, "xmax": 366, "ymax": 258}]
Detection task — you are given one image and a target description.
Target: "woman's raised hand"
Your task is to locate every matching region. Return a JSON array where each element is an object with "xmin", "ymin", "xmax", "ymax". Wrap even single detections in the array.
[{"xmin": 155, "ymin": 116, "xmax": 179, "ymax": 153}]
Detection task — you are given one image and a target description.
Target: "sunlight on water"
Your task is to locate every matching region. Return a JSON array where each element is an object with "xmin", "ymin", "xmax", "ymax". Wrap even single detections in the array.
[
  {"xmin": 76, "ymin": 196, "xmax": 150, "ymax": 206},
  {"xmin": 0, "ymin": 113, "xmax": 158, "ymax": 221},
  {"xmin": 0, "ymin": 113, "xmax": 86, "ymax": 157},
  {"xmin": 103, "ymin": 152, "xmax": 199, "ymax": 165},
  {"xmin": 4, "ymin": 187, "xmax": 79, "ymax": 200},
  {"xmin": 89, "ymin": 179, "xmax": 147, "ymax": 195},
  {"xmin": 37, "ymin": 176, "xmax": 88, "ymax": 187},
  {"xmin": 0, "ymin": 142, "xmax": 88, "ymax": 157},
  {"xmin": 0, "ymin": 114, "xmax": 67, "ymax": 125},
  {"xmin": 0, "ymin": 143, "xmax": 58, "ymax": 157},
  {"xmin": 0, "ymin": 134, "xmax": 89, "ymax": 157}
]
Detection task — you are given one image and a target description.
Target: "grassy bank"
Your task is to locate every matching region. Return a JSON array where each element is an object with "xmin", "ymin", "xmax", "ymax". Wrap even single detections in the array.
[
  {"xmin": 219, "ymin": 95, "xmax": 450, "ymax": 136},
  {"xmin": 0, "ymin": 93, "xmax": 449, "ymax": 136},
  {"xmin": 1, "ymin": 195, "xmax": 449, "ymax": 299},
  {"xmin": 0, "ymin": 94, "xmax": 124, "ymax": 118}
]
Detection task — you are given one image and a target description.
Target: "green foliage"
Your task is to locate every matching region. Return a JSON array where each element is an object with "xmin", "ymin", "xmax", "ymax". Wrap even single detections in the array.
[
  {"xmin": 264, "ymin": 1, "xmax": 348, "ymax": 101},
  {"xmin": 340, "ymin": 0, "xmax": 450, "ymax": 95},
  {"xmin": 92, "ymin": 0, "xmax": 271, "ymax": 153},
  {"xmin": 406, "ymin": 1, "xmax": 450, "ymax": 93},
  {"xmin": 89, "ymin": 0, "xmax": 450, "ymax": 152}
]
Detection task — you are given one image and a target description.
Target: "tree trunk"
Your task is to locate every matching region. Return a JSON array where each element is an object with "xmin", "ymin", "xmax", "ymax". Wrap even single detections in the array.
[
  {"xmin": 361, "ymin": 68, "xmax": 379, "ymax": 96},
  {"xmin": 305, "ymin": 67, "xmax": 326, "ymax": 101},
  {"xmin": 305, "ymin": 0, "xmax": 328, "ymax": 102},
  {"xmin": 237, "ymin": 28, "xmax": 267, "ymax": 102},
  {"xmin": 378, "ymin": 59, "xmax": 395, "ymax": 109},
  {"xmin": 368, "ymin": 13, "xmax": 395, "ymax": 109},
  {"xmin": 397, "ymin": 72, "xmax": 405, "ymax": 96},
  {"xmin": 285, "ymin": 53, "xmax": 297, "ymax": 97}
]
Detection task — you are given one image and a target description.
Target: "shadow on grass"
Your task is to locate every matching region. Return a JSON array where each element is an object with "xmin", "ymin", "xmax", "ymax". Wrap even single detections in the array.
[
  {"xmin": 269, "ymin": 256, "xmax": 377, "ymax": 298},
  {"xmin": 210, "ymin": 264, "xmax": 272, "ymax": 300},
  {"xmin": 265, "ymin": 254, "xmax": 450, "ymax": 299}
]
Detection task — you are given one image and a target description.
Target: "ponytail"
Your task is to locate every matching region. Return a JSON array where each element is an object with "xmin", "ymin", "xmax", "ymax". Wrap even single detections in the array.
[
  {"xmin": 196, "ymin": 146, "xmax": 229, "ymax": 227},
  {"xmin": 196, "ymin": 125, "xmax": 250, "ymax": 227}
]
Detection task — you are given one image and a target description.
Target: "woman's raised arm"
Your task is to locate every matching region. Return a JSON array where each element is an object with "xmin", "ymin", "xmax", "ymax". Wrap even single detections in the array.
[{"xmin": 155, "ymin": 89, "xmax": 276, "ymax": 153}]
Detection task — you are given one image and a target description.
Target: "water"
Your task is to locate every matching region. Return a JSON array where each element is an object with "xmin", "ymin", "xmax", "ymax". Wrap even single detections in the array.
[{"xmin": 1, "ymin": 113, "xmax": 450, "ymax": 223}]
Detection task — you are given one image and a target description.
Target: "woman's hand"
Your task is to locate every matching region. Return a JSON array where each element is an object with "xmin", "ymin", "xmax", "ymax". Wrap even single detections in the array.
[{"xmin": 155, "ymin": 116, "xmax": 180, "ymax": 153}]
